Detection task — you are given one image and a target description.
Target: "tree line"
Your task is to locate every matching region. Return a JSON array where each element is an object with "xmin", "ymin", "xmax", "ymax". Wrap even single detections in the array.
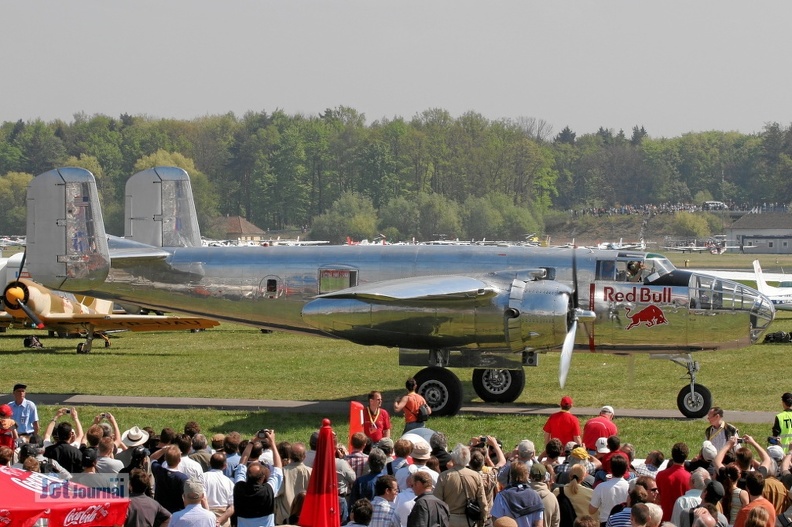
[{"xmin": 0, "ymin": 108, "xmax": 790, "ymax": 243}]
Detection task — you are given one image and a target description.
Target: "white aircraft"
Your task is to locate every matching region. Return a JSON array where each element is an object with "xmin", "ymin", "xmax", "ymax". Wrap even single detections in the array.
[{"xmin": 753, "ymin": 260, "xmax": 792, "ymax": 311}]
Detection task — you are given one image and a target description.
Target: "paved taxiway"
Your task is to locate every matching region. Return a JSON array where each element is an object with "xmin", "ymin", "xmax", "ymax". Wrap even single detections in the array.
[{"xmin": 3, "ymin": 393, "xmax": 776, "ymax": 424}]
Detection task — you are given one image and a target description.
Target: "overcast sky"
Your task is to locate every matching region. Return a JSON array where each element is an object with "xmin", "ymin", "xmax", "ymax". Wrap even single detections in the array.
[{"xmin": 3, "ymin": 1, "xmax": 791, "ymax": 139}]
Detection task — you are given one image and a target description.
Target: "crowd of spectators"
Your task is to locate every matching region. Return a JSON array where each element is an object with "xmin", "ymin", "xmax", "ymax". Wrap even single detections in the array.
[
  {"xmin": 567, "ymin": 202, "xmax": 787, "ymax": 217},
  {"xmin": 4, "ymin": 386, "xmax": 792, "ymax": 527}
]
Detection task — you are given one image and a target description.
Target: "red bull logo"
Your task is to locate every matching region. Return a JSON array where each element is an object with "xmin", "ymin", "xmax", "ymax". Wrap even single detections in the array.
[
  {"xmin": 603, "ymin": 286, "xmax": 672, "ymax": 304},
  {"xmin": 625, "ymin": 305, "xmax": 668, "ymax": 330}
]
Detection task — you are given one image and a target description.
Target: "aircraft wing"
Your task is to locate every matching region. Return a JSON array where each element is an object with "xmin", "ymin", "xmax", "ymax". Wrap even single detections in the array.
[
  {"xmin": 315, "ymin": 275, "xmax": 499, "ymax": 302},
  {"xmin": 38, "ymin": 314, "xmax": 219, "ymax": 332}
]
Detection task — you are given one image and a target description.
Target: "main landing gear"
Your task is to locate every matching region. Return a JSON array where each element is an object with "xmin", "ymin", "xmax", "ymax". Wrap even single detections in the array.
[
  {"xmin": 671, "ymin": 354, "xmax": 712, "ymax": 418},
  {"xmin": 413, "ymin": 367, "xmax": 528, "ymax": 417}
]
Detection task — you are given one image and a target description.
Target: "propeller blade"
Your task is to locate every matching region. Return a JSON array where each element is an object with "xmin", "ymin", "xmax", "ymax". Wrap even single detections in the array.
[
  {"xmin": 571, "ymin": 247, "xmax": 579, "ymax": 309},
  {"xmin": 18, "ymin": 301, "xmax": 45, "ymax": 329},
  {"xmin": 560, "ymin": 319, "xmax": 577, "ymax": 388}
]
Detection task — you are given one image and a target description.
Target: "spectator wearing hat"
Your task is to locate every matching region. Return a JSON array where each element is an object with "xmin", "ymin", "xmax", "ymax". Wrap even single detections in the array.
[
  {"xmin": 0, "ymin": 404, "xmax": 17, "ymax": 449},
  {"xmin": 772, "ymin": 393, "xmax": 792, "ymax": 451},
  {"xmin": 656, "ymin": 442, "xmax": 691, "ymax": 522},
  {"xmin": 543, "ymin": 396, "xmax": 582, "ymax": 447},
  {"xmin": 397, "ymin": 441, "xmax": 439, "ymax": 488},
  {"xmin": 117, "ymin": 425, "xmax": 150, "ymax": 468},
  {"xmin": 583, "ymin": 407, "xmax": 618, "ymax": 454},
  {"xmin": 705, "ymin": 407, "xmax": 739, "ymax": 456},
  {"xmin": 8, "ymin": 383, "xmax": 39, "ymax": 441},
  {"xmin": 529, "ymin": 461, "xmax": 559, "ymax": 527},
  {"xmin": 364, "ymin": 391, "xmax": 392, "ymax": 443},
  {"xmin": 498, "ymin": 440, "xmax": 536, "ymax": 487},
  {"xmin": 377, "ymin": 437, "xmax": 395, "ymax": 460},
  {"xmin": 686, "ymin": 442, "xmax": 718, "ymax": 478},
  {"xmin": 491, "ymin": 462, "xmax": 544, "ymax": 527},
  {"xmin": 170, "ymin": 478, "xmax": 215, "ymax": 527}
]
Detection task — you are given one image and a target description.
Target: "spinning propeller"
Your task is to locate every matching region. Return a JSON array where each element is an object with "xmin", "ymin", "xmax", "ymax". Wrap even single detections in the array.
[
  {"xmin": 2, "ymin": 249, "xmax": 45, "ymax": 329},
  {"xmin": 559, "ymin": 248, "xmax": 594, "ymax": 388}
]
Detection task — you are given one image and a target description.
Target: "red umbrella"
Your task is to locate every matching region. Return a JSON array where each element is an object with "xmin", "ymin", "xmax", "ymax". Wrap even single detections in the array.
[
  {"xmin": 0, "ymin": 466, "xmax": 129, "ymax": 527},
  {"xmin": 299, "ymin": 418, "xmax": 340, "ymax": 527}
]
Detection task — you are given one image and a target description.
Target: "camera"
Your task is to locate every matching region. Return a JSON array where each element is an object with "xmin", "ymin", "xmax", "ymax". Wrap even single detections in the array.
[
  {"xmin": 100, "ymin": 413, "xmax": 107, "ymax": 418},
  {"xmin": 257, "ymin": 429, "xmax": 271, "ymax": 438},
  {"xmin": 768, "ymin": 437, "xmax": 780, "ymax": 445},
  {"xmin": 64, "ymin": 409, "xmax": 71, "ymax": 414},
  {"xmin": 736, "ymin": 438, "xmax": 744, "ymax": 444}
]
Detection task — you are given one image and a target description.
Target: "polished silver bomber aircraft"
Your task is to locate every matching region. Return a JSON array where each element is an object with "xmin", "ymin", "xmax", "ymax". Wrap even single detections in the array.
[{"xmin": 24, "ymin": 167, "xmax": 776, "ymax": 418}]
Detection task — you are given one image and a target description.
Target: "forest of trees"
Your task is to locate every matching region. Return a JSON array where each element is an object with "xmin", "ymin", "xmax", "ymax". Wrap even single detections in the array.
[{"xmin": 0, "ymin": 107, "xmax": 791, "ymax": 243}]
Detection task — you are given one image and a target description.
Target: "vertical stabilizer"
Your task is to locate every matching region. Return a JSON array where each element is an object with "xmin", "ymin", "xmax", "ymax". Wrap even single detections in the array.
[
  {"xmin": 26, "ymin": 168, "xmax": 110, "ymax": 291},
  {"xmin": 125, "ymin": 167, "xmax": 201, "ymax": 247},
  {"xmin": 753, "ymin": 260, "xmax": 773, "ymax": 295}
]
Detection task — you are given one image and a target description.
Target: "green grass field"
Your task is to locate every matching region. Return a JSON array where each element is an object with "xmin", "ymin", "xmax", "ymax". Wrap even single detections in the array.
[{"xmin": 2, "ymin": 252, "xmax": 789, "ymax": 455}]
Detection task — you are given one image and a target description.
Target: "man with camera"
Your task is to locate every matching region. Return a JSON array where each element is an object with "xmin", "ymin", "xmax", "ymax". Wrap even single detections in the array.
[
  {"xmin": 705, "ymin": 407, "xmax": 738, "ymax": 456},
  {"xmin": 233, "ymin": 429, "xmax": 284, "ymax": 527}
]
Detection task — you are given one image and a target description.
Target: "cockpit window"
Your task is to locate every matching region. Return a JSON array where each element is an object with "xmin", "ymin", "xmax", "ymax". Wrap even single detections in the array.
[{"xmin": 643, "ymin": 255, "xmax": 675, "ymax": 279}]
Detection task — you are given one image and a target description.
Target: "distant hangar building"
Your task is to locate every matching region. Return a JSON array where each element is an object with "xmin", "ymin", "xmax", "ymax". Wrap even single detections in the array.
[{"xmin": 727, "ymin": 213, "xmax": 792, "ymax": 254}]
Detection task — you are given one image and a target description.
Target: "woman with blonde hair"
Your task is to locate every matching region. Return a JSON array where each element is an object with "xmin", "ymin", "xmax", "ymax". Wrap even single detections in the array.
[{"xmin": 554, "ymin": 463, "xmax": 593, "ymax": 518}]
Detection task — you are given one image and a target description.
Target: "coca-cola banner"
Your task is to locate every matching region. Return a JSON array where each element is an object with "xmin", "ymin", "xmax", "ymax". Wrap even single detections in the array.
[{"xmin": 0, "ymin": 466, "xmax": 129, "ymax": 527}]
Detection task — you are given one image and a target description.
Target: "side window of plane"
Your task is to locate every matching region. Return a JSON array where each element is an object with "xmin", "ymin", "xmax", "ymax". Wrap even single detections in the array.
[
  {"xmin": 596, "ymin": 260, "xmax": 616, "ymax": 281},
  {"xmin": 318, "ymin": 267, "xmax": 359, "ymax": 294}
]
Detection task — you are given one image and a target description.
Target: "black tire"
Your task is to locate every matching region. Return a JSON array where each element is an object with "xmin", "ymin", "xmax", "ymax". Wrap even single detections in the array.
[
  {"xmin": 677, "ymin": 384, "xmax": 712, "ymax": 418},
  {"xmin": 472, "ymin": 369, "xmax": 526, "ymax": 403},
  {"xmin": 76, "ymin": 343, "xmax": 84, "ymax": 354},
  {"xmin": 414, "ymin": 367, "xmax": 464, "ymax": 417}
]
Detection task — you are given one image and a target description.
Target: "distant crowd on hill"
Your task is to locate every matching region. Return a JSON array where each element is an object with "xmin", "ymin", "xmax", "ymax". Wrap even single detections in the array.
[{"xmin": 568, "ymin": 202, "xmax": 788, "ymax": 217}]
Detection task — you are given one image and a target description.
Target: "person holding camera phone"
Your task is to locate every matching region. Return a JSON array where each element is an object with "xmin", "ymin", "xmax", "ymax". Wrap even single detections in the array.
[
  {"xmin": 233, "ymin": 429, "xmax": 284, "ymax": 527},
  {"xmin": 44, "ymin": 407, "xmax": 83, "ymax": 447}
]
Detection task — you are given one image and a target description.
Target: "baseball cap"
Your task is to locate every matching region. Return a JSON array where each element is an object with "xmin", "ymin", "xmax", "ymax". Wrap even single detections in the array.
[
  {"xmin": 560, "ymin": 396, "xmax": 573, "ymax": 407},
  {"xmin": 377, "ymin": 437, "xmax": 394, "ymax": 451},
  {"xmin": 570, "ymin": 447, "xmax": 589, "ymax": 461},
  {"xmin": 411, "ymin": 441, "xmax": 431, "ymax": 460},
  {"xmin": 0, "ymin": 404, "xmax": 12, "ymax": 418},
  {"xmin": 517, "ymin": 440, "xmax": 535, "ymax": 458},
  {"xmin": 701, "ymin": 440, "xmax": 717, "ymax": 462},
  {"xmin": 530, "ymin": 462, "xmax": 547, "ymax": 478},
  {"xmin": 564, "ymin": 441, "xmax": 578, "ymax": 454},
  {"xmin": 705, "ymin": 480, "xmax": 725, "ymax": 500},
  {"xmin": 184, "ymin": 478, "xmax": 204, "ymax": 499},
  {"xmin": 13, "ymin": 384, "xmax": 26, "ymax": 392},
  {"xmin": 595, "ymin": 437, "xmax": 610, "ymax": 454},
  {"xmin": 767, "ymin": 445, "xmax": 785, "ymax": 461},
  {"xmin": 81, "ymin": 448, "xmax": 98, "ymax": 468},
  {"xmin": 600, "ymin": 405, "xmax": 615, "ymax": 416}
]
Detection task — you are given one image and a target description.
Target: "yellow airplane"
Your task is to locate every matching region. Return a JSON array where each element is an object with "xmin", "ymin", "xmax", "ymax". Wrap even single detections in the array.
[{"xmin": 1, "ymin": 278, "xmax": 219, "ymax": 353}]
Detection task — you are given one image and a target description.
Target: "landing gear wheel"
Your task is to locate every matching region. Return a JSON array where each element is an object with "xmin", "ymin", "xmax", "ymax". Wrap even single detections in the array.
[
  {"xmin": 677, "ymin": 384, "xmax": 712, "ymax": 418},
  {"xmin": 414, "ymin": 367, "xmax": 463, "ymax": 417},
  {"xmin": 472, "ymin": 369, "xmax": 525, "ymax": 403},
  {"xmin": 76, "ymin": 343, "xmax": 86, "ymax": 354}
]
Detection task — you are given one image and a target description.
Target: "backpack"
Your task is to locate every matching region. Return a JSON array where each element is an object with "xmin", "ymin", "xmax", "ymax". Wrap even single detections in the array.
[
  {"xmin": 417, "ymin": 403, "xmax": 431, "ymax": 422},
  {"xmin": 557, "ymin": 486, "xmax": 577, "ymax": 527}
]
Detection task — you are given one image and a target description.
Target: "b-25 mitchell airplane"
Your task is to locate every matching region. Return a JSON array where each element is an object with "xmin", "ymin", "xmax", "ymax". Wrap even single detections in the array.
[{"xmin": 23, "ymin": 167, "xmax": 776, "ymax": 417}]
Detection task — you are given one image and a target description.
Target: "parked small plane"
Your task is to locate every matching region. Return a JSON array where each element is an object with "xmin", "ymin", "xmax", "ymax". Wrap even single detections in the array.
[
  {"xmin": 22, "ymin": 167, "xmax": 777, "ymax": 417},
  {"xmin": 753, "ymin": 260, "xmax": 792, "ymax": 311}
]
